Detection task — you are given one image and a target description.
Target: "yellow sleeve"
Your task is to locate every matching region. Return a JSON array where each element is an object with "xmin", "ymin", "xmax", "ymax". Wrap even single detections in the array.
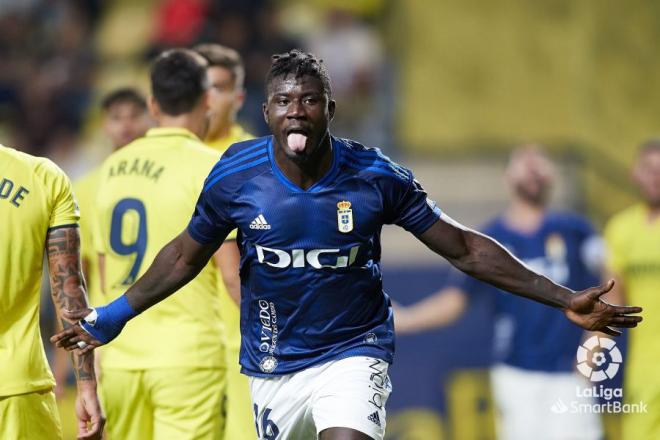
[
  {"xmin": 226, "ymin": 228, "xmax": 238, "ymax": 241},
  {"xmin": 603, "ymin": 217, "xmax": 625, "ymax": 274},
  {"xmin": 40, "ymin": 159, "xmax": 80, "ymax": 228}
]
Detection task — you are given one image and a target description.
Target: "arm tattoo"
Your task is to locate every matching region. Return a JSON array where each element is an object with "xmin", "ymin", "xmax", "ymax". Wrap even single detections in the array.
[{"xmin": 46, "ymin": 226, "xmax": 96, "ymax": 382}]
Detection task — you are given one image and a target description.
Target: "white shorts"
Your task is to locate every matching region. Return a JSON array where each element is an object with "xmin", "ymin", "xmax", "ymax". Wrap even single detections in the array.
[
  {"xmin": 491, "ymin": 364, "xmax": 602, "ymax": 440},
  {"xmin": 249, "ymin": 356, "xmax": 392, "ymax": 440}
]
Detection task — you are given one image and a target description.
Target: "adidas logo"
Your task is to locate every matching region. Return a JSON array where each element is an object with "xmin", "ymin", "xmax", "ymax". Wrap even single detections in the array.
[
  {"xmin": 249, "ymin": 214, "xmax": 271, "ymax": 230},
  {"xmin": 367, "ymin": 411, "xmax": 381, "ymax": 427}
]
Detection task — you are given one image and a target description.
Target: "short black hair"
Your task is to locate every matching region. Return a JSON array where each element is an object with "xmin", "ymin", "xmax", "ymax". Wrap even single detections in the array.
[
  {"xmin": 265, "ymin": 49, "xmax": 332, "ymax": 98},
  {"xmin": 194, "ymin": 43, "xmax": 245, "ymax": 89},
  {"xmin": 101, "ymin": 87, "xmax": 147, "ymax": 112},
  {"xmin": 150, "ymin": 48, "xmax": 209, "ymax": 116}
]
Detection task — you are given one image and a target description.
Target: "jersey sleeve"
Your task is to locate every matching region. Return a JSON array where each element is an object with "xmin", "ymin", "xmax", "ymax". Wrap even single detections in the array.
[
  {"xmin": 187, "ymin": 181, "xmax": 236, "ymax": 245},
  {"xmin": 383, "ymin": 170, "xmax": 442, "ymax": 235},
  {"xmin": 40, "ymin": 159, "xmax": 80, "ymax": 229}
]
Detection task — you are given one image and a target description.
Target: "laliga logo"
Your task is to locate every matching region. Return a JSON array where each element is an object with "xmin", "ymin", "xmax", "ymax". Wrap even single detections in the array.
[{"xmin": 576, "ymin": 336, "xmax": 622, "ymax": 382}]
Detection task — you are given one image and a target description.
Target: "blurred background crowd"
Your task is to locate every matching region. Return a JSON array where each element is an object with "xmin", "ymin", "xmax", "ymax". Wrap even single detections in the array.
[
  {"xmin": 3, "ymin": 0, "xmax": 658, "ymax": 439},
  {"xmin": 2, "ymin": 0, "xmax": 658, "ymax": 222}
]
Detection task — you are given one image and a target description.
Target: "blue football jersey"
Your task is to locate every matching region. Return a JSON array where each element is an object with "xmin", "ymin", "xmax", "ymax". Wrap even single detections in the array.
[
  {"xmin": 463, "ymin": 212, "xmax": 603, "ymax": 372},
  {"xmin": 188, "ymin": 136, "xmax": 442, "ymax": 376}
]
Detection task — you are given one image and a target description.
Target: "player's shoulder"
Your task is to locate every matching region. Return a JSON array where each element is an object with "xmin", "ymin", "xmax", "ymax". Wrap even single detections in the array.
[
  {"xmin": 545, "ymin": 210, "xmax": 595, "ymax": 234},
  {"xmin": 605, "ymin": 204, "xmax": 644, "ymax": 236},
  {"xmin": 184, "ymin": 138, "xmax": 223, "ymax": 163},
  {"xmin": 202, "ymin": 136, "xmax": 271, "ymax": 194},
  {"xmin": 480, "ymin": 215, "xmax": 507, "ymax": 236},
  {"xmin": 1, "ymin": 144, "xmax": 60, "ymax": 176},
  {"xmin": 222, "ymin": 135, "xmax": 270, "ymax": 160},
  {"xmin": 337, "ymin": 137, "xmax": 411, "ymax": 184}
]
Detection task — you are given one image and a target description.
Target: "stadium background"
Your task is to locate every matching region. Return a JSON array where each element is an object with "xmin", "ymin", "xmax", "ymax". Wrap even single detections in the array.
[{"xmin": 1, "ymin": 0, "xmax": 653, "ymax": 438}]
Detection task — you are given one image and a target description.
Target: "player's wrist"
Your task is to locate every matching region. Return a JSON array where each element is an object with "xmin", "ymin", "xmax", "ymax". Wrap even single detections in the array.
[
  {"xmin": 80, "ymin": 294, "xmax": 139, "ymax": 344},
  {"xmin": 76, "ymin": 377, "xmax": 98, "ymax": 388},
  {"xmin": 554, "ymin": 286, "xmax": 574, "ymax": 310}
]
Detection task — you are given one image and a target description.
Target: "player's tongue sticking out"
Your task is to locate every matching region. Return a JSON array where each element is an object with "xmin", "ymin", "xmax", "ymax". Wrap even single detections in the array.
[{"xmin": 287, "ymin": 133, "xmax": 308, "ymax": 153}]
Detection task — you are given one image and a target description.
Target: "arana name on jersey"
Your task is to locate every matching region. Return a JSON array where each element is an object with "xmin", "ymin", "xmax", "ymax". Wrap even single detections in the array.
[{"xmin": 108, "ymin": 157, "xmax": 164, "ymax": 182}]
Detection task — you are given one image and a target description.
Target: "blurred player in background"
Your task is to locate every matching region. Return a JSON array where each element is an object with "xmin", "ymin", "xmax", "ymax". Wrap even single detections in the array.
[
  {"xmin": 397, "ymin": 146, "xmax": 604, "ymax": 439},
  {"xmin": 86, "ymin": 49, "xmax": 232, "ymax": 439},
  {"xmin": 194, "ymin": 43, "xmax": 257, "ymax": 440},
  {"xmin": 54, "ymin": 51, "xmax": 642, "ymax": 440},
  {"xmin": 53, "ymin": 87, "xmax": 150, "ymax": 399},
  {"xmin": 0, "ymin": 145, "xmax": 104, "ymax": 439},
  {"xmin": 605, "ymin": 140, "xmax": 660, "ymax": 439}
]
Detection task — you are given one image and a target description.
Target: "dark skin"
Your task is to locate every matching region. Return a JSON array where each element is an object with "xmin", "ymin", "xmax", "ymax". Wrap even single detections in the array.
[
  {"xmin": 265, "ymin": 74, "xmax": 336, "ymax": 190},
  {"xmin": 52, "ymin": 74, "xmax": 642, "ymax": 440}
]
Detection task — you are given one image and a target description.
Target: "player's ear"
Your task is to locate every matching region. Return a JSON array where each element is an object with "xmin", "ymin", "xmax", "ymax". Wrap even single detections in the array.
[
  {"xmin": 148, "ymin": 96, "xmax": 160, "ymax": 120},
  {"xmin": 328, "ymin": 99, "xmax": 336, "ymax": 121},
  {"xmin": 262, "ymin": 102, "xmax": 269, "ymax": 125}
]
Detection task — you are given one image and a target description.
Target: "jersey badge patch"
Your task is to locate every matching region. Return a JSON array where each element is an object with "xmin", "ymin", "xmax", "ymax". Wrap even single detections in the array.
[{"xmin": 337, "ymin": 201, "xmax": 353, "ymax": 233}]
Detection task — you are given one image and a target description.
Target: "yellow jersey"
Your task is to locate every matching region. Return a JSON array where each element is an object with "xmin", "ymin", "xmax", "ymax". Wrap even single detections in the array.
[
  {"xmin": 92, "ymin": 127, "xmax": 223, "ymax": 370},
  {"xmin": 206, "ymin": 124, "xmax": 253, "ymax": 352},
  {"xmin": 0, "ymin": 145, "xmax": 79, "ymax": 396},
  {"xmin": 604, "ymin": 203, "xmax": 660, "ymax": 375},
  {"xmin": 73, "ymin": 168, "xmax": 103, "ymax": 305}
]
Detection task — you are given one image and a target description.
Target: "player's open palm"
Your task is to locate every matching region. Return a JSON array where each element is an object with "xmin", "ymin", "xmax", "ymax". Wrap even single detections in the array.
[
  {"xmin": 564, "ymin": 279, "xmax": 643, "ymax": 336},
  {"xmin": 75, "ymin": 382, "xmax": 105, "ymax": 440}
]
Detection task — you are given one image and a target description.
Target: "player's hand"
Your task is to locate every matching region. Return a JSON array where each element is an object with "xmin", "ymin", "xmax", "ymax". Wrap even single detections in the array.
[
  {"xmin": 50, "ymin": 308, "xmax": 104, "ymax": 355},
  {"xmin": 564, "ymin": 279, "xmax": 643, "ymax": 336},
  {"xmin": 75, "ymin": 381, "xmax": 105, "ymax": 440},
  {"xmin": 51, "ymin": 299, "xmax": 134, "ymax": 353}
]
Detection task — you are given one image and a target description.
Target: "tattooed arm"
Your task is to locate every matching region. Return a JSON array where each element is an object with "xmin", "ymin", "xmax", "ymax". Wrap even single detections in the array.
[{"xmin": 46, "ymin": 226, "xmax": 104, "ymax": 439}]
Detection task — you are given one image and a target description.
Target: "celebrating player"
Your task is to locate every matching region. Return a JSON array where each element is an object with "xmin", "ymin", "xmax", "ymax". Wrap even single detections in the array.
[
  {"xmin": 53, "ymin": 50, "xmax": 643, "ymax": 440},
  {"xmin": 77, "ymin": 49, "xmax": 233, "ymax": 439},
  {"xmin": 194, "ymin": 42, "xmax": 257, "ymax": 440},
  {"xmin": 604, "ymin": 140, "xmax": 660, "ymax": 439},
  {"xmin": 0, "ymin": 145, "xmax": 104, "ymax": 439}
]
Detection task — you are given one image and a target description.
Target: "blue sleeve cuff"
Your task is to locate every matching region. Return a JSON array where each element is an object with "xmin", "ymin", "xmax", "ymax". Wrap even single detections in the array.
[{"xmin": 80, "ymin": 294, "xmax": 138, "ymax": 344}]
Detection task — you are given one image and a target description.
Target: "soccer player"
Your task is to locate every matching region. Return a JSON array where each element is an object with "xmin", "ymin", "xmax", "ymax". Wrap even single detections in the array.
[
  {"xmin": 76, "ymin": 87, "xmax": 151, "ymax": 303},
  {"xmin": 0, "ymin": 145, "xmax": 104, "ymax": 439},
  {"xmin": 604, "ymin": 140, "xmax": 660, "ymax": 439},
  {"xmin": 79, "ymin": 49, "xmax": 232, "ymax": 439},
  {"xmin": 54, "ymin": 87, "xmax": 150, "ymax": 398},
  {"xmin": 53, "ymin": 50, "xmax": 642, "ymax": 440},
  {"xmin": 194, "ymin": 43, "xmax": 257, "ymax": 440},
  {"xmin": 396, "ymin": 146, "xmax": 605, "ymax": 439}
]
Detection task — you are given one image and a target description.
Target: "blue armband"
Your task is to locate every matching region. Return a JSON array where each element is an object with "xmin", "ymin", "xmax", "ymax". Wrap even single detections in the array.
[{"xmin": 80, "ymin": 295, "xmax": 139, "ymax": 344}]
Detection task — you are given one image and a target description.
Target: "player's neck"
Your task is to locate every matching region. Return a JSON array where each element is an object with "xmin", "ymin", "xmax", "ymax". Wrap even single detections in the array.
[
  {"xmin": 158, "ymin": 114, "xmax": 206, "ymax": 139},
  {"xmin": 274, "ymin": 135, "xmax": 333, "ymax": 190},
  {"xmin": 205, "ymin": 120, "xmax": 233, "ymax": 143},
  {"xmin": 504, "ymin": 199, "xmax": 546, "ymax": 233}
]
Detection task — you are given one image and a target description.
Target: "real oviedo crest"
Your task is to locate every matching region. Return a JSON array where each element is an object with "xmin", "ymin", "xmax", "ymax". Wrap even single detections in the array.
[{"xmin": 337, "ymin": 200, "xmax": 353, "ymax": 233}]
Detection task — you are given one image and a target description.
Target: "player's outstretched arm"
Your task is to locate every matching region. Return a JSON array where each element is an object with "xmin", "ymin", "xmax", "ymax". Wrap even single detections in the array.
[
  {"xmin": 46, "ymin": 226, "xmax": 105, "ymax": 440},
  {"xmin": 417, "ymin": 215, "xmax": 643, "ymax": 336},
  {"xmin": 51, "ymin": 229, "xmax": 224, "ymax": 352}
]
